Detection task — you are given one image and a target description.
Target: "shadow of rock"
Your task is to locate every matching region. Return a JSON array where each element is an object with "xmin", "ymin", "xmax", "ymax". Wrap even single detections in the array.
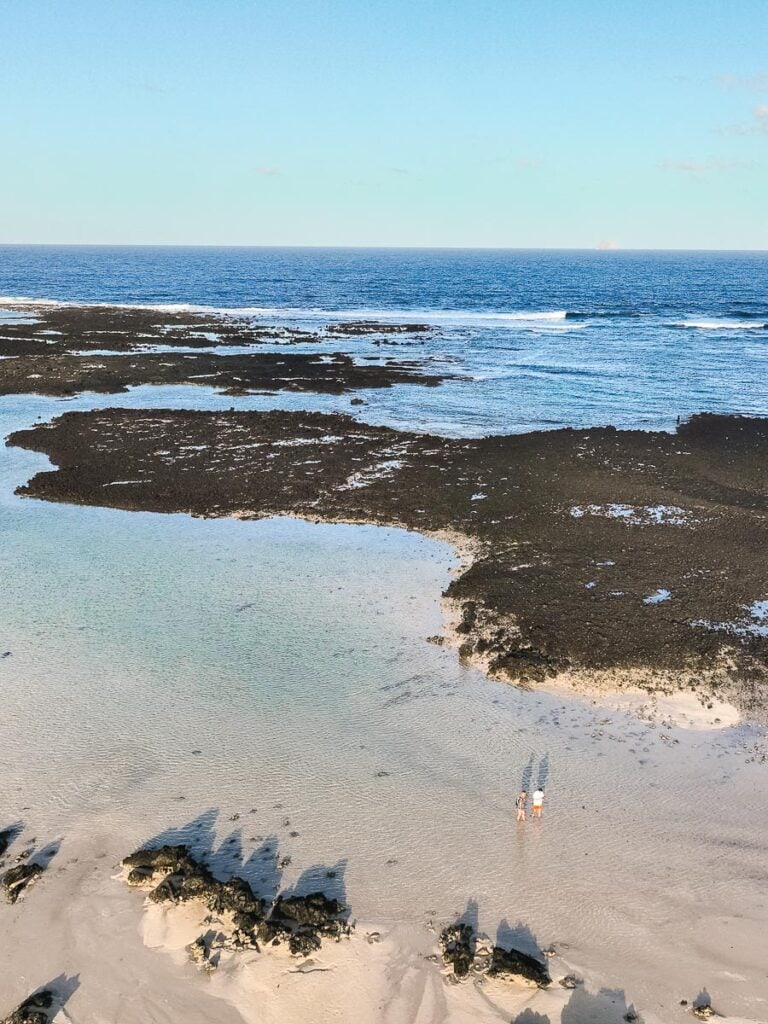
[
  {"xmin": 35, "ymin": 976, "xmax": 80, "ymax": 1016},
  {"xmin": 140, "ymin": 810, "xmax": 219, "ymax": 860},
  {"xmin": 1, "ymin": 976, "xmax": 79, "ymax": 1024},
  {"xmin": 456, "ymin": 897, "xmax": 479, "ymax": 936},
  {"xmin": 239, "ymin": 836, "xmax": 283, "ymax": 901},
  {"xmin": 0, "ymin": 823, "xmax": 24, "ymax": 861},
  {"xmin": 514, "ymin": 1011, "xmax": 551, "ymax": 1024},
  {"xmin": 282, "ymin": 859, "xmax": 348, "ymax": 907},
  {"xmin": 561, "ymin": 986, "xmax": 633, "ymax": 1023},
  {"xmin": 496, "ymin": 918, "xmax": 542, "ymax": 960},
  {"xmin": 692, "ymin": 988, "xmax": 714, "ymax": 1018}
]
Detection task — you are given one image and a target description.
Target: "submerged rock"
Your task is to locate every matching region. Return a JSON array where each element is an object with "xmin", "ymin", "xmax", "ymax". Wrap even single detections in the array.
[
  {"xmin": 0, "ymin": 991, "xmax": 53, "ymax": 1024},
  {"xmin": 2, "ymin": 863, "xmax": 44, "ymax": 904}
]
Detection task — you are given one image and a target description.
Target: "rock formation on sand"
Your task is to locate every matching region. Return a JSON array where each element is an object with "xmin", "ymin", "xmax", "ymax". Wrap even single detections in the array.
[
  {"xmin": 123, "ymin": 844, "xmax": 351, "ymax": 966},
  {"xmin": 439, "ymin": 922, "xmax": 551, "ymax": 987},
  {"xmin": 0, "ymin": 992, "xmax": 54, "ymax": 1024},
  {"xmin": 1, "ymin": 864, "xmax": 44, "ymax": 904}
]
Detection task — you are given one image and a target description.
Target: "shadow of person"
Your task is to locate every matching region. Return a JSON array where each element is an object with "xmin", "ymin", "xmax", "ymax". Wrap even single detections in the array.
[
  {"xmin": 561, "ymin": 986, "xmax": 632, "ymax": 1023},
  {"xmin": 536, "ymin": 753, "xmax": 550, "ymax": 789},
  {"xmin": 521, "ymin": 754, "xmax": 535, "ymax": 791},
  {"xmin": 496, "ymin": 917, "xmax": 541, "ymax": 960}
]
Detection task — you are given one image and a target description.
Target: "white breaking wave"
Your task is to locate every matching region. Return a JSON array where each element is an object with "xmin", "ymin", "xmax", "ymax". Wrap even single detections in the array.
[
  {"xmin": 0, "ymin": 294, "xmax": 569, "ymax": 328},
  {"xmin": 672, "ymin": 319, "xmax": 766, "ymax": 330}
]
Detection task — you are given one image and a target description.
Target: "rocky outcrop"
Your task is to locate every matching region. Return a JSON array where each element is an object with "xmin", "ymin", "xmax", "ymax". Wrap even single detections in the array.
[
  {"xmin": 439, "ymin": 923, "xmax": 475, "ymax": 978},
  {"xmin": 488, "ymin": 944, "xmax": 551, "ymax": 986},
  {"xmin": 439, "ymin": 922, "xmax": 550, "ymax": 987},
  {"xmin": 2, "ymin": 864, "xmax": 44, "ymax": 904},
  {"xmin": 326, "ymin": 321, "xmax": 431, "ymax": 335},
  {"xmin": 122, "ymin": 844, "xmax": 351, "ymax": 964},
  {"xmin": 0, "ymin": 992, "xmax": 53, "ymax": 1024}
]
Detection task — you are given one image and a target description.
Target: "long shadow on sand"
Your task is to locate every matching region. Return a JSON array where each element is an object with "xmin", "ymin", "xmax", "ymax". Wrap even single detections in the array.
[
  {"xmin": 560, "ymin": 986, "xmax": 636, "ymax": 1023},
  {"xmin": 1, "ymin": 976, "xmax": 81, "ymax": 1023},
  {"xmin": 513, "ymin": 1011, "xmax": 551, "ymax": 1024},
  {"xmin": 134, "ymin": 809, "xmax": 348, "ymax": 906},
  {"xmin": 496, "ymin": 918, "xmax": 542, "ymax": 960}
]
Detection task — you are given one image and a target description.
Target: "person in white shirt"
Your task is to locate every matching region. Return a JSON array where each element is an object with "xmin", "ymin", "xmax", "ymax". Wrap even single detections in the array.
[{"xmin": 532, "ymin": 788, "xmax": 544, "ymax": 818}]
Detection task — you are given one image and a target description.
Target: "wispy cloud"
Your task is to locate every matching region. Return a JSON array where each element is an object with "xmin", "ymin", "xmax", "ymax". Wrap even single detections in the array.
[
  {"xmin": 716, "ymin": 72, "xmax": 768, "ymax": 94},
  {"xmin": 715, "ymin": 104, "xmax": 768, "ymax": 136},
  {"xmin": 596, "ymin": 240, "xmax": 619, "ymax": 250},
  {"xmin": 129, "ymin": 79, "xmax": 168, "ymax": 95},
  {"xmin": 255, "ymin": 166, "xmax": 281, "ymax": 176},
  {"xmin": 661, "ymin": 158, "xmax": 752, "ymax": 174}
]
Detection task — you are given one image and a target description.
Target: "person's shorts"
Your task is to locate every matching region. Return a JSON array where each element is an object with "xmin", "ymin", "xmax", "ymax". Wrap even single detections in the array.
[{"xmin": 533, "ymin": 803, "xmax": 542, "ymax": 811}]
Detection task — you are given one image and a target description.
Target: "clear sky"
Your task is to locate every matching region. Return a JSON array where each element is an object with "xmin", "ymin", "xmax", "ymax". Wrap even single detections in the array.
[{"xmin": 1, "ymin": 0, "xmax": 767, "ymax": 248}]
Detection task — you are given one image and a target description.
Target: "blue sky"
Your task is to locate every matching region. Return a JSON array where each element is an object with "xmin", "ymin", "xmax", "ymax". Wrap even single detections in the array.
[{"xmin": 1, "ymin": 0, "xmax": 767, "ymax": 247}]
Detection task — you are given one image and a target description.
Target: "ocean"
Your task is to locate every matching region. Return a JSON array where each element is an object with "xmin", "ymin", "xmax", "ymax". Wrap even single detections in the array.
[{"xmin": 1, "ymin": 245, "xmax": 767, "ymax": 435}]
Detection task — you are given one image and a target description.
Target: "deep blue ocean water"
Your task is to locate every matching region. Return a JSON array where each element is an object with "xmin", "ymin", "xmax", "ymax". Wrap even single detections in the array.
[{"xmin": 1, "ymin": 245, "xmax": 767, "ymax": 435}]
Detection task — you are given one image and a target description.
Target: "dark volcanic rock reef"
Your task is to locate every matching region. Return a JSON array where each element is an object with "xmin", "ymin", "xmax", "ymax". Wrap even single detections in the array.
[
  {"xmin": 0, "ymin": 350, "xmax": 444, "ymax": 397},
  {"xmin": 123, "ymin": 844, "xmax": 350, "ymax": 965},
  {"xmin": 9, "ymin": 409, "xmax": 768, "ymax": 714},
  {"xmin": 0, "ymin": 303, "xmax": 444, "ymax": 396}
]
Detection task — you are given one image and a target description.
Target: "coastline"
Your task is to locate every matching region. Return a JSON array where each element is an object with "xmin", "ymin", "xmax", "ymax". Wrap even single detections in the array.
[
  {"xmin": 0, "ymin": 299, "xmax": 767, "ymax": 1023},
  {"xmin": 10, "ymin": 406, "xmax": 768, "ymax": 720}
]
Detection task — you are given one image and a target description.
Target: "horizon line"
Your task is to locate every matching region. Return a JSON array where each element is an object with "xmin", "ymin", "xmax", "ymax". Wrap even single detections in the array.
[{"xmin": 1, "ymin": 243, "xmax": 767, "ymax": 254}]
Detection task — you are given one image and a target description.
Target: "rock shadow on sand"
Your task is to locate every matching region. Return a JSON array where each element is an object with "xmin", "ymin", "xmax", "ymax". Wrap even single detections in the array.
[
  {"xmin": 561, "ymin": 986, "xmax": 635, "ymax": 1024},
  {"xmin": 513, "ymin": 1011, "xmax": 551, "ymax": 1024},
  {"xmin": 1, "ymin": 976, "xmax": 80, "ymax": 1024},
  {"xmin": 496, "ymin": 918, "xmax": 542, "ymax": 961}
]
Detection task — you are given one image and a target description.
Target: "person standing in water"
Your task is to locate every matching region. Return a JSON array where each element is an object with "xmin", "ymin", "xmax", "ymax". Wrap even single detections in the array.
[
  {"xmin": 532, "ymin": 787, "xmax": 544, "ymax": 818},
  {"xmin": 515, "ymin": 790, "xmax": 527, "ymax": 822}
]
